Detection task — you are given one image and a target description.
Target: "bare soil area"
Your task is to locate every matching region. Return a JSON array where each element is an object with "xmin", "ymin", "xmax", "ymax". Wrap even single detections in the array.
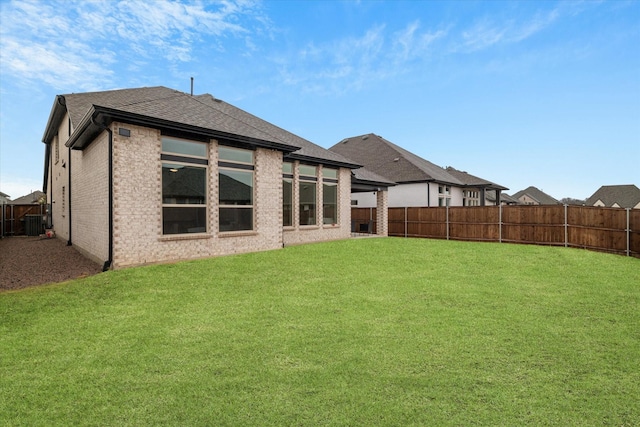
[{"xmin": 0, "ymin": 236, "xmax": 103, "ymax": 291}]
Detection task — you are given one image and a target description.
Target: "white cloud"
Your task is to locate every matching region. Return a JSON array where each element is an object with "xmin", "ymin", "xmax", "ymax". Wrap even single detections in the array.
[{"xmin": 0, "ymin": 0, "xmax": 267, "ymax": 91}]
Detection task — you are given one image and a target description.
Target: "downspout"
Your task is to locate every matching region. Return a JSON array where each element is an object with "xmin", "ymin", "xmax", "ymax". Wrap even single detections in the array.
[
  {"xmin": 91, "ymin": 117, "xmax": 113, "ymax": 271},
  {"xmin": 67, "ymin": 146, "xmax": 72, "ymax": 246}
]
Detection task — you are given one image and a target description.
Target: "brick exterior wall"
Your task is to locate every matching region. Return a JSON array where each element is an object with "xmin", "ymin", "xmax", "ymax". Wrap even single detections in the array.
[
  {"xmin": 49, "ymin": 113, "xmax": 71, "ymax": 241},
  {"xmin": 70, "ymin": 131, "xmax": 109, "ymax": 264},
  {"xmin": 50, "ymin": 120, "xmax": 353, "ymax": 269},
  {"xmin": 376, "ymin": 190, "xmax": 389, "ymax": 236}
]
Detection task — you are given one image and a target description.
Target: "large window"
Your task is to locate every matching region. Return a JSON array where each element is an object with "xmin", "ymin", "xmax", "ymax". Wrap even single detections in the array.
[
  {"xmin": 323, "ymin": 168, "xmax": 338, "ymax": 225},
  {"xmin": 283, "ymin": 162, "xmax": 293, "ymax": 227},
  {"xmin": 219, "ymin": 146, "xmax": 254, "ymax": 232},
  {"xmin": 438, "ymin": 185, "xmax": 451, "ymax": 207},
  {"xmin": 299, "ymin": 165, "xmax": 317, "ymax": 226},
  {"xmin": 161, "ymin": 137, "xmax": 208, "ymax": 234}
]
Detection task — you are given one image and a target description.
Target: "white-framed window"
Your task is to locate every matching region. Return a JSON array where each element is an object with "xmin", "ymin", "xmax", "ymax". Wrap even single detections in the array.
[
  {"xmin": 463, "ymin": 190, "xmax": 480, "ymax": 206},
  {"xmin": 299, "ymin": 164, "xmax": 317, "ymax": 226},
  {"xmin": 283, "ymin": 162, "xmax": 293, "ymax": 227},
  {"xmin": 438, "ymin": 185, "xmax": 451, "ymax": 207},
  {"xmin": 219, "ymin": 146, "xmax": 254, "ymax": 232},
  {"xmin": 161, "ymin": 137, "xmax": 208, "ymax": 235},
  {"xmin": 322, "ymin": 167, "xmax": 338, "ymax": 225}
]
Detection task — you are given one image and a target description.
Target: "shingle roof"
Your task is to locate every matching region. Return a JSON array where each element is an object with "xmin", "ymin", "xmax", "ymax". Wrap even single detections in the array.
[
  {"xmin": 329, "ymin": 133, "xmax": 507, "ymax": 190},
  {"xmin": 44, "ymin": 86, "xmax": 358, "ymax": 168},
  {"xmin": 445, "ymin": 167, "xmax": 508, "ymax": 190},
  {"xmin": 329, "ymin": 133, "xmax": 462, "ymax": 184},
  {"xmin": 585, "ymin": 185, "xmax": 640, "ymax": 208},
  {"xmin": 11, "ymin": 190, "xmax": 45, "ymax": 205},
  {"xmin": 511, "ymin": 186, "xmax": 559, "ymax": 205}
]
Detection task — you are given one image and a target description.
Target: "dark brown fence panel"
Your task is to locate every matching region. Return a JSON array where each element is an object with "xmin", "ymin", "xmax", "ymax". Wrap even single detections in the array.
[
  {"xmin": 1, "ymin": 204, "xmax": 44, "ymax": 237},
  {"xmin": 502, "ymin": 205, "xmax": 565, "ymax": 246},
  {"xmin": 449, "ymin": 206, "xmax": 500, "ymax": 242},
  {"xmin": 351, "ymin": 207, "xmax": 377, "ymax": 234},
  {"xmin": 371, "ymin": 204, "xmax": 639, "ymax": 258}
]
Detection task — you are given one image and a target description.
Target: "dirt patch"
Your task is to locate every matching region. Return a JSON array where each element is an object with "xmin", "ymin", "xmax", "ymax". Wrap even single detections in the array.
[{"xmin": 0, "ymin": 236, "xmax": 103, "ymax": 291}]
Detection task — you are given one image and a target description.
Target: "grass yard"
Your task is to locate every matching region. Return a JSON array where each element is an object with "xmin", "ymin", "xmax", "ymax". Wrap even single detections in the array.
[{"xmin": 1, "ymin": 237, "xmax": 639, "ymax": 426}]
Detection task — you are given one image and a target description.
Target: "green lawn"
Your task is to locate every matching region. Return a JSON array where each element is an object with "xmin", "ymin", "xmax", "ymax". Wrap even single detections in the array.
[{"xmin": 1, "ymin": 238, "xmax": 639, "ymax": 426}]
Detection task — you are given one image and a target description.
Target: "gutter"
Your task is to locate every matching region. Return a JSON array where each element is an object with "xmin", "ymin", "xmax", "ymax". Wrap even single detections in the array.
[{"xmin": 90, "ymin": 116, "xmax": 113, "ymax": 271}]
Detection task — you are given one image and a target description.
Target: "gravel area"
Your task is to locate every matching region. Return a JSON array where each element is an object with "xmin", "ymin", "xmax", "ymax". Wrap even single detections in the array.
[{"xmin": 0, "ymin": 236, "xmax": 103, "ymax": 291}]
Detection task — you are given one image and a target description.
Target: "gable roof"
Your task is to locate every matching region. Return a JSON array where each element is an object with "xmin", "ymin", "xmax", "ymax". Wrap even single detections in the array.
[
  {"xmin": 444, "ymin": 167, "xmax": 508, "ymax": 191},
  {"xmin": 11, "ymin": 190, "xmax": 45, "ymax": 205},
  {"xmin": 329, "ymin": 133, "xmax": 507, "ymax": 191},
  {"xmin": 330, "ymin": 133, "xmax": 459, "ymax": 184},
  {"xmin": 585, "ymin": 185, "xmax": 640, "ymax": 209},
  {"xmin": 512, "ymin": 186, "xmax": 559, "ymax": 205},
  {"xmin": 42, "ymin": 86, "xmax": 358, "ymax": 169}
]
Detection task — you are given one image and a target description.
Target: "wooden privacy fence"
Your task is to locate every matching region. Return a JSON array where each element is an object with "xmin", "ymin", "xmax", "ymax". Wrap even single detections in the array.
[
  {"xmin": 1, "ymin": 204, "xmax": 46, "ymax": 237},
  {"xmin": 352, "ymin": 205, "xmax": 640, "ymax": 258}
]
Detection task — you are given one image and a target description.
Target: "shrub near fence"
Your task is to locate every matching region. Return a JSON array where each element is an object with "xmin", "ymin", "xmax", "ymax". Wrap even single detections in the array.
[{"xmin": 353, "ymin": 205, "xmax": 640, "ymax": 258}]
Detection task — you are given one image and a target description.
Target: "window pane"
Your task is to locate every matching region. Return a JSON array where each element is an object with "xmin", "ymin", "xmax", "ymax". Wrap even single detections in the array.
[
  {"xmin": 323, "ymin": 168, "xmax": 338, "ymax": 180},
  {"xmin": 323, "ymin": 183, "xmax": 337, "ymax": 224},
  {"xmin": 219, "ymin": 169, "xmax": 253, "ymax": 205},
  {"xmin": 283, "ymin": 179, "xmax": 293, "ymax": 227},
  {"xmin": 282, "ymin": 162, "xmax": 293, "ymax": 174},
  {"xmin": 162, "ymin": 163, "xmax": 206, "ymax": 204},
  {"xmin": 299, "ymin": 182, "xmax": 316, "ymax": 225},
  {"xmin": 220, "ymin": 208, "xmax": 253, "ymax": 232},
  {"xmin": 219, "ymin": 146, "xmax": 253, "ymax": 164},
  {"xmin": 162, "ymin": 138, "xmax": 207, "ymax": 158},
  {"xmin": 299, "ymin": 165, "xmax": 317, "ymax": 177},
  {"xmin": 163, "ymin": 207, "xmax": 206, "ymax": 234}
]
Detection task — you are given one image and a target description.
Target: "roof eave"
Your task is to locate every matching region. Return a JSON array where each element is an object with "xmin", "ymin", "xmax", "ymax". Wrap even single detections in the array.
[
  {"xmin": 42, "ymin": 95, "xmax": 67, "ymax": 144},
  {"xmin": 285, "ymin": 152, "xmax": 361, "ymax": 170}
]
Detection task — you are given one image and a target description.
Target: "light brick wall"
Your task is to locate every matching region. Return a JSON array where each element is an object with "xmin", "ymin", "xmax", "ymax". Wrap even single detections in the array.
[
  {"xmin": 376, "ymin": 190, "xmax": 388, "ymax": 236},
  {"xmin": 283, "ymin": 165, "xmax": 351, "ymax": 246},
  {"xmin": 111, "ymin": 126, "xmax": 284, "ymax": 268},
  {"xmin": 70, "ymin": 131, "xmax": 109, "ymax": 264},
  {"xmin": 49, "ymin": 113, "xmax": 71, "ymax": 241}
]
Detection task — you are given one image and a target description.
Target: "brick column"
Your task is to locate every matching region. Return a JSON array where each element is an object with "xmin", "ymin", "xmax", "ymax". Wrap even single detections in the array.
[{"xmin": 376, "ymin": 190, "xmax": 388, "ymax": 236}]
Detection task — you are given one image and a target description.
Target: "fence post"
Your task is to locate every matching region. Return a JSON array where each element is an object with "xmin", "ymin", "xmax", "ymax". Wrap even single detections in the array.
[
  {"xmin": 627, "ymin": 208, "xmax": 631, "ymax": 257},
  {"xmin": 499, "ymin": 204, "xmax": 502, "ymax": 243},
  {"xmin": 446, "ymin": 205, "xmax": 449, "ymax": 240},
  {"xmin": 404, "ymin": 207, "xmax": 408, "ymax": 238},
  {"xmin": 564, "ymin": 204, "xmax": 568, "ymax": 248}
]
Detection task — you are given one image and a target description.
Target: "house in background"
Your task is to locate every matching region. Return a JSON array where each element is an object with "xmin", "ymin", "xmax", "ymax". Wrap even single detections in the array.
[
  {"xmin": 511, "ymin": 186, "xmax": 559, "ymax": 205},
  {"xmin": 42, "ymin": 86, "xmax": 368, "ymax": 270},
  {"xmin": 11, "ymin": 190, "xmax": 45, "ymax": 205},
  {"xmin": 329, "ymin": 133, "xmax": 508, "ymax": 208},
  {"xmin": 486, "ymin": 190, "xmax": 520, "ymax": 205},
  {"xmin": 586, "ymin": 185, "xmax": 640, "ymax": 209},
  {"xmin": 0, "ymin": 192, "xmax": 10, "ymax": 204}
]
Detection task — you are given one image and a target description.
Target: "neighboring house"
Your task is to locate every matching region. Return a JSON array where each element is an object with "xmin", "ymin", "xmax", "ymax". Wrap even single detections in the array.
[
  {"xmin": 0, "ymin": 192, "xmax": 10, "ymax": 204},
  {"xmin": 11, "ymin": 190, "xmax": 45, "ymax": 205},
  {"xmin": 486, "ymin": 190, "xmax": 520, "ymax": 206},
  {"xmin": 511, "ymin": 186, "xmax": 559, "ymax": 205},
  {"xmin": 329, "ymin": 133, "xmax": 508, "ymax": 208},
  {"xmin": 42, "ymin": 86, "xmax": 368, "ymax": 270},
  {"xmin": 585, "ymin": 185, "xmax": 640, "ymax": 209}
]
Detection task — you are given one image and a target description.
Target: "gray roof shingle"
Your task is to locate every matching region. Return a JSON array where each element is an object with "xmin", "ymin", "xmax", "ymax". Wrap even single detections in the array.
[
  {"xmin": 511, "ymin": 186, "xmax": 559, "ymax": 205},
  {"xmin": 585, "ymin": 185, "xmax": 640, "ymax": 208},
  {"xmin": 47, "ymin": 86, "xmax": 358, "ymax": 168}
]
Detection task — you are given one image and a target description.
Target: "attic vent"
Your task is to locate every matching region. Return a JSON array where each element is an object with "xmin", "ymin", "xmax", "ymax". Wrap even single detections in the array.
[
  {"xmin": 393, "ymin": 158, "xmax": 400, "ymax": 162},
  {"xmin": 214, "ymin": 98, "xmax": 222, "ymax": 103},
  {"xmin": 341, "ymin": 139, "xmax": 349, "ymax": 144},
  {"xmin": 362, "ymin": 135, "xmax": 368, "ymax": 140}
]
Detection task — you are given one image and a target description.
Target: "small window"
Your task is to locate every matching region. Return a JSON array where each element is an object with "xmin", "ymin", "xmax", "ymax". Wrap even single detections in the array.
[
  {"xmin": 162, "ymin": 137, "xmax": 208, "ymax": 158},
  {"xmin": 282, "ymin": 162, "xmax": 293, "ymax": 175},
  {"xmin": 219, "ymin": 146, "xmax": 254, "ymax": 164},
  {"xmin": 299, "ymin": 164, "xmax": 317, "ymax": 177}
]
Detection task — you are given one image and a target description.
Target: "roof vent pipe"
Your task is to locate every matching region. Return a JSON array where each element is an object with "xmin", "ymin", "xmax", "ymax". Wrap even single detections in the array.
[{"xmin": 190, "ymin": 77, "xmax": 194, "ymax": 96}]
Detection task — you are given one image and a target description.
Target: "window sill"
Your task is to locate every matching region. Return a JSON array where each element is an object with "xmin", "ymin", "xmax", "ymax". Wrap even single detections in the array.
[
  {"xmin": 158, "ymin": 233, "xmax": 212, "ymax": 242},
  {"xmin": 323, "ymin": 224, "xmax": 340, "ymax": 229},
  {"xmin": 218, "ymin": 230, "xmax": 258, "ymax": 238},
  {"xmin": 299, "ymin": 225, "xmax": 320, "ymax": 230}
]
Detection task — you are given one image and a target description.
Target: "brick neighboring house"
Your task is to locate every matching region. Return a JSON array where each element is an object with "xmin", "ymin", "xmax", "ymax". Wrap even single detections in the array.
[
  {"xmin": 42, "ymin": 86, "xmax": 368, "ymax": 270},
  {"xmin": 329, "ymin": 133, "xmax": 508, "ymax": 207},
  {"xmin": 511, "ymin": 186, "xmax": 559, "ymax": 205},
  {"xmin": 586, "ymin": 185, "xmax": 640, "ymax": 209}
]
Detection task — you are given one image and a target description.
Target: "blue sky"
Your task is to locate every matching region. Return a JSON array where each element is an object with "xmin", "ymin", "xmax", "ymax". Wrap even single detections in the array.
[{"xmin": 1, "ymin": 0, "xmax": 638, "ymax": 200}]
